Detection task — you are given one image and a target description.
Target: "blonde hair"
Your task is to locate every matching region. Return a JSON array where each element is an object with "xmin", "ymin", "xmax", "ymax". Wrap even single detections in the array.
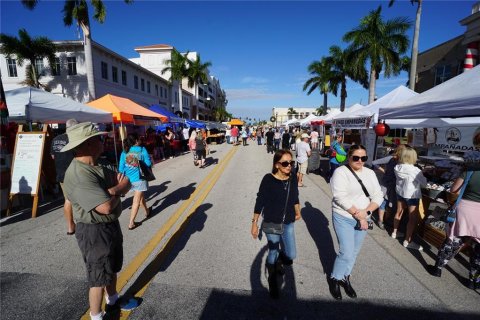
[
  {"xmin": 398, "ymin": 147, "xmax": 417, "ymax": 165},
  {"xmin": 394, "ymin": 144, "xmax": 407, "ymax": 159}
]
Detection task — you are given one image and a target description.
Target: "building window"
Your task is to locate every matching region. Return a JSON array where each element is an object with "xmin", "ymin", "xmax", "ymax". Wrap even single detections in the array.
[
  {"xmin": 101, "ymin": 61, "xmax": 108, "ymax": 80},
  {"xmin": 175, "ymin": 91, "xmax": 178, "ymax": 103},
  {"xmin": 434, "ymin": 65, "xmax": 451, "ymax": 86},
  {"xmin": 141, "ymin": 78, "xmax": 145, "ymax": 91},
  {"xmin": 7, "ymin": 58, "xmax": 18, "ymax": 77},
  {"xmin": 121, "ymin": 70, "xmax": 127, "ymax": 86},
  {"xmin": 51, "ymin": 57, "xmax": 61, "ymax": 76},
  {"xmin": 67, "ymin": 57, "xmax": 77, "ymax": 75},
  {"xmin": 155, "ymin": 84, "xmax": 159, "ymax": 96},
  {"xmin": 112, "ymin": 66, "xmax": 118, "ymax": 83},
  {"xmin": 147, "ymin": 81, "xmax": 151, "ymax": 93},
  {"xmin": 134, "ymin": 76, "xmax": 138, "ymax": 89},
  {"xmin": 34, "ymin": 58, "xmax": 45, "ymax": 76},
  {"xmin": 165, "ymin": 88, "xmax": 168, "ymax": 99}
]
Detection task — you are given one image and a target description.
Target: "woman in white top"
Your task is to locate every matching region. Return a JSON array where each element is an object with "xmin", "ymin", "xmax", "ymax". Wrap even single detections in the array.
[
  {"xmin": 329, "ymin": 144, "xmax": 383, "ymax": 300},
  {"xmin": 392, "ymin": 147, "xmax": 427, "ymax": 250}
]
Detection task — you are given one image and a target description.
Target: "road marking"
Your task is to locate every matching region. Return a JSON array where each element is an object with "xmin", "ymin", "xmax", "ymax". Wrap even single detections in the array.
[{"xmin": 80, "ymin": 146, "xmax": 238, "ymax": 320}]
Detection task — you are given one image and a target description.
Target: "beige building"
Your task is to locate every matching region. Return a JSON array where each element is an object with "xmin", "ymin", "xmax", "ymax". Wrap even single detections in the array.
[{"xmin": 271, "ymin": 107, "xmax": 320, "ymax": 125}]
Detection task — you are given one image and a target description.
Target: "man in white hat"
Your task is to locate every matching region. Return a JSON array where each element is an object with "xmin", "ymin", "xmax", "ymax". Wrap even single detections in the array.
[
  {"xmin": 61, "ymin": 122, "xmax": 137, "ymax": 319},
  {"xmin": 296, "ymin": 133, "xmax": 311, "ymax": 187}
]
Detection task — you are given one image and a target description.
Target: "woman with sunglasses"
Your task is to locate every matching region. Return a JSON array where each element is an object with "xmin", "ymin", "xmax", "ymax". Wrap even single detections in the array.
[
  {"xmin": 251, "ymin": 149, "xmax": 301, "ymax": 299},
  {"xmin": 392, "ymin": 147, "xmax": 427, "ymax": 250},
  {"xmin": 119, "ymin": 133, "xmax": 152, "ymax": 230},
  {"xmin": 329, "ymin": 145, "xmax": 383, "ymax": 300}
]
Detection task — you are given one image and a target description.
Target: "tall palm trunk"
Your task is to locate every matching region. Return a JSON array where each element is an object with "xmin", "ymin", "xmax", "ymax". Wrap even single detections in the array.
[
  {"xmin": 409, "ymin": 0, "xmax": 422, "ymax": 91},
  {"xmin": 340, "ymin": 81, "xmax": 347, "ymax": 111},
  {"xmin": 368, "ymin": 68, "xmax": 377, "ymax": 104},
  {"xmin": 323, "ymin": 93, "xmax": 328, "ymax": 114},
  {"xmin": 28, "ymin": 60, "xmax": 39, "ymax": 88},
  {"xmin": 79, "ymin": 14, "xmax": 96, "ymax": 101}
]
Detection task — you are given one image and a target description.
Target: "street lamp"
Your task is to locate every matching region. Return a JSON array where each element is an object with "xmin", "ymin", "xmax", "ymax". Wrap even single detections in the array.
[{"xmin": 275, "ymin": 112, "xmax": 278, "ymax": 128}]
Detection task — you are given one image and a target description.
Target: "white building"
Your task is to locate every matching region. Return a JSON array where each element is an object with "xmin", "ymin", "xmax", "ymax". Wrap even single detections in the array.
[
  {"xmin": 130, "ymin": 46, "xmax": 226, "ymax": 120},
  {"xmin": 272, "ymin": 107, "xmax": 321, "ymax": 125},
  {"xmin": 1, "ymin": 40, "xmax": 225, "ymax": 120}
]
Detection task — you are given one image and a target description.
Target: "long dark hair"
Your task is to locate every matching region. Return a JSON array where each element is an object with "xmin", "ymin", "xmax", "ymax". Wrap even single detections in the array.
[
  {"xmin": 272, "ymin": 149, "xmax": 293, "ymax": 174},
  {"xmin": 123, "ymin": 133, "xmax": 139, "ymax": 153}
]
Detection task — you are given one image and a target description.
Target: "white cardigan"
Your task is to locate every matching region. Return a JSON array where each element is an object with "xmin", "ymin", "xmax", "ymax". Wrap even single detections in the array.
[
  {"xmin": 331, "ymin": 165, "xmax": 384, "ymax": 219},
  {"xmin": 394, "ymin": 164, "xmax": 427, "ymax": 199}
]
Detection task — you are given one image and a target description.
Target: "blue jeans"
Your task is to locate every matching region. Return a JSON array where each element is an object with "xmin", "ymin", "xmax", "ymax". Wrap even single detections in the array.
[
  {"xmin": 257, "ymin": 136, "xmax": 262, "ymax": 145},
  {"xmin": 331, "ymin": 212, "xmax": 368, "ymax": 280},
  {"xmin": 265, "ymin": 222, "xmax": 296, "ymax": 265}
]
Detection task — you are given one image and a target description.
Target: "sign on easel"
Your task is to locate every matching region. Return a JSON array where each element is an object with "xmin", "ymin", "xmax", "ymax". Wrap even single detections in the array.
[{"xmin": 8, "ymin": 129, "xmax": 46, "ymax": 218}]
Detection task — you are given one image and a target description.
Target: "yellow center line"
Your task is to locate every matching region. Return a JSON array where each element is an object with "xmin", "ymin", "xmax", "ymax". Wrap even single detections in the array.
[{"xmin": 81, "ymin": 146, "xmax": 238, "ymax": 320}]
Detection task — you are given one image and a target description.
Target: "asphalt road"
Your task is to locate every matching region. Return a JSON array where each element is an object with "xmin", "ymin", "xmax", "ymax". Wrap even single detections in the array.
[{"xmin": 1, "ymin": 141, "xmax": 479, "ymax": 320}]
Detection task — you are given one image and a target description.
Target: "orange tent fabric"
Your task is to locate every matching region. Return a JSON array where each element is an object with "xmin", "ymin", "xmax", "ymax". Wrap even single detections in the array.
[
  {"xmin": 87, "ymin": 94, "xmax": 167, "ymax": 124},
  {"xmin": 228, "ymin": 118, "xmax": 244, "ymax": 126}
]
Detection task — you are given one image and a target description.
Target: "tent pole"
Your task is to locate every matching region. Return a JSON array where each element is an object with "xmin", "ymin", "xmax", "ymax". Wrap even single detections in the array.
[{"xmin": 112, "ymin": 121, "xmax": 118, "ymax": 168}]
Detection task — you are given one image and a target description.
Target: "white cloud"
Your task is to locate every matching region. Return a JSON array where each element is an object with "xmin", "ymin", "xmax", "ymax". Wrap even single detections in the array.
[{"xmin": 240, "ymin": 76, "xmax": 269, "ymax": 84}]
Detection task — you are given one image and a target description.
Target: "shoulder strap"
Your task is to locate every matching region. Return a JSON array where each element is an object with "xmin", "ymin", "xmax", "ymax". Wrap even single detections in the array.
[
  {"xmin": 281, "ymin": 175, "xmax": 292, "ymax": 223},
  {"xmin": 453, "ymin": 171, "xmax": 473, "ymax": 209},
  {"xmin": 346, "ymin": 165, "xmax": 370, "ymax": 198}
]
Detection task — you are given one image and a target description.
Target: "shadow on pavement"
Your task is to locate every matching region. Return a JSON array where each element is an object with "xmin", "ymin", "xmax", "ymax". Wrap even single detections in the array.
[
  {"xmin": 198, "ymin": 288, "xmax": 480, "ymax": 320},
  {"xmin": 302, "ymin": 201, "xmax": 336, "ymax": 276},
  {"xmin": 124, "ymin": 203, "xmax": 212, "ymax": 298},
  {"xmin": 0, "ymin": 197, "xmax": 63, "ymax": 227},
  {"xmin": 149, "ymin": 182, "xmax": 197, "ymax": 218}
]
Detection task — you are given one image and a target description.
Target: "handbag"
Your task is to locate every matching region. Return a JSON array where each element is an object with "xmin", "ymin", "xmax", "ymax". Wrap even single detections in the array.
[
  {"xmin": 346, "ymin": 165, "xmax": 374, "ymax": 230},
  {"xmin": 139, "ymin": 147, "xmax": 156, "ymax": 182},
  {"xmin": 442, "ymin": 171, "xmax": 473, "ymax": 223},
  {"xmin": 261, "ymin": 175, "xmax": 291, "ymax": 235}
]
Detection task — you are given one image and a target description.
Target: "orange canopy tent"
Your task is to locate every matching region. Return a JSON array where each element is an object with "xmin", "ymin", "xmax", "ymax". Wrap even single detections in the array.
[
  {"xmin": 87, "ymin": 94, "xmax": 167, "ymax": 124},
  {"xmin": 228, "ymin": 118, "xmax": 244, "ymax": 126}
]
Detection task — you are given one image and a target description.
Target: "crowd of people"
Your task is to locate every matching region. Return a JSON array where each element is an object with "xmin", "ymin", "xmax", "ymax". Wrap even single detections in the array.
[{"xmin": 47, "ymin": 119, "xmax": 479, "ymax": 315}]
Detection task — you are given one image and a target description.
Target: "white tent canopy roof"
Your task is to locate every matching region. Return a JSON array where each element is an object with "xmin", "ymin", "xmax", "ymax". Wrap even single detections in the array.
[
  {"xmin": 299, "ymin": 114, "xmax": 318, "ymax": 125},
  {"xmin": 309, "ymin": 108, "xmax": 342, "ymax": 123},
  {"xmin": 6, "ymin": 87, "xmax": 113, "ymax": 123},
  {"xmin": 379, "ymin": 65, "xmax": 480, "ymax": 119},
  {"xmin": 334, "ymin": 86, "xmax": 418, "ymax": 123},
  {"xmin": 329, "ymin": 103, "xmax": 365, "ymax": 122}
]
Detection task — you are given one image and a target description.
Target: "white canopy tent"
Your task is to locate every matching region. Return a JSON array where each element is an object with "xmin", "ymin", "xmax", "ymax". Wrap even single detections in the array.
[
  {"xmin": 282, "ymin": 118, "xmax": 300, "ymax": 126},
  {"xmin": 333, "ymin": 86, "xmax": 418, "ymax": 126},
  {"xmin": 328, "ymin": 103, "xmax": 365, "ymax": 123},
  {"xmin": 299, "ymin": 114, "xmax": 318, "ymax": 126},
  {"xmin": 6, "ymin": 87, "xmax": 113, "ymax": 123},
  {"xmin": 379, "ymin": 65, "xmax": 480, "ymax": 120}
]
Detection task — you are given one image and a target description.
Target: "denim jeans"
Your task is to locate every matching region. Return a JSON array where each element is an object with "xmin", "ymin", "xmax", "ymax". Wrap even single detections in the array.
[
  {"xmin": 265, "ymin": 222, "xmax": 296, "ymax": 265},
  {"xmin": 331, "ymin": 212, "xmax": 368, "ymax": 280},
  {"xmin": 257, "ymin": 136, "xmax": 262, "ymax": 145}
]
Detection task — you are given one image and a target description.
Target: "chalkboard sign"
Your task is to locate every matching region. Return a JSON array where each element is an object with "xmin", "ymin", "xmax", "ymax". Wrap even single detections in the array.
[{"xmin": 10, "ymin": 132, "xmax": 45, "ymax": 195}]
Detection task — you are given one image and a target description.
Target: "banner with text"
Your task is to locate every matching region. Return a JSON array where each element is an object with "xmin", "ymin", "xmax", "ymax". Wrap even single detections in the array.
[
  {"xmin": 435, "ymin": 126, "xmax": 480, "ymax": 152},
  {"xmin": 333, "ymin": 116, "xmax": 373, "ymax": 129}
]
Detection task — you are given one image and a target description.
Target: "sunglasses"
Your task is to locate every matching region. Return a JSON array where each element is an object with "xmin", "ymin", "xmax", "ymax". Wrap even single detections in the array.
[
  {"xmin": 351, "ymin": 155, "xmax": 368, "ymax": 162},
  {"xmin": 278, "ymin": 160, "xmax": 295, "ymax": 167}
]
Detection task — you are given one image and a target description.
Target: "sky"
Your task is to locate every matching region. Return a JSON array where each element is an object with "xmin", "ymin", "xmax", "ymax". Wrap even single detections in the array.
[{"xmin": 0, "ymin": 0, "xmax": 476, "ymax": 121}]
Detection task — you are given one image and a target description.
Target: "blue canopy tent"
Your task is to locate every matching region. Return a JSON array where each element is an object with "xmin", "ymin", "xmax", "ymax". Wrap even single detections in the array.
[
  {"xmin": 149, "ymin": 105, "xmax": 184, "ymax": 123},
  {"xmin": 185, "ymin": 119, "xmax": 206, "ymax": 129}
]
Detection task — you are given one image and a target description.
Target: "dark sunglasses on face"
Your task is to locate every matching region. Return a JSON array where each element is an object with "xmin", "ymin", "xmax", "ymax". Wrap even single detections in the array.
[
  {"xmin": 351, "ymin": 155, "xmax": 368, "ymax": 162},
  {"xmin": 278, "ymin": 160, "xmax": 296, "ymax": 167}
]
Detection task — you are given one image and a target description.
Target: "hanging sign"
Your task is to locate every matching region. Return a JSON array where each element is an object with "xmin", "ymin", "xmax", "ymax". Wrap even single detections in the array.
[
  {"xmin": 435, "ymin": 126, "xmax": 480, "ymax": 152},
  {"xmin": 333, "ymin": 116, "xmax": 373, "ymax": 129}
]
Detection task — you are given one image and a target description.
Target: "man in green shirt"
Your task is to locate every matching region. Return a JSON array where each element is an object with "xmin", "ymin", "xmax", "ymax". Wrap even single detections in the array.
[{"xmin": 62, "ymin": 122, "xmax": 137, "ymax": 320}]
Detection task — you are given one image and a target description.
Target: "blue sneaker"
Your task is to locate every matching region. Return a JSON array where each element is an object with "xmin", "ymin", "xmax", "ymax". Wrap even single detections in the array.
[{"xmin": 119, "ymin": 297, "xmax": 140, "ymax": 311}]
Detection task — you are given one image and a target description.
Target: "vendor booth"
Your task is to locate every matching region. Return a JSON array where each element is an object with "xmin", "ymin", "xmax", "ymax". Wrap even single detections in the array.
[
  {"xmin": 149, "ymin": 104, "xmax": 184, "ymax": 123},
  {"xmin": 377, "ymin": 67, "xmax": 480, "ymax": 251}
]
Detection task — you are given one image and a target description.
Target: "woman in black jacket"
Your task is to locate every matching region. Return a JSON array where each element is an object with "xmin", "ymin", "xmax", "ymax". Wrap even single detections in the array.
[{"xmin": 251, "ymin": 149, "xmax": 302, "ymax": 298}]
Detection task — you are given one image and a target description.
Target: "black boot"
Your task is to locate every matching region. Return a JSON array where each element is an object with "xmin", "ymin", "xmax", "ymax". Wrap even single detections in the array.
[
  {"xmin": 340, "ymin": 275, "xmax": 357, "ymax": 298},
  {"xmin": 328, "ymin": 277, "xmax": 342, "ymax": 300},
  {"xmin": 279, "ymin": 251, "xmax": 293, "ymax": 266},
  {"xmin": 275, "ymin": 258, "xmax": 285, "ymax": 276},
  {"xmin": 266, "ymin": 263, "xmax": 279, "ymax": 299},
  {"xmin": 427, "ymin": 265, "xmax": 442, "ymax": 277}
]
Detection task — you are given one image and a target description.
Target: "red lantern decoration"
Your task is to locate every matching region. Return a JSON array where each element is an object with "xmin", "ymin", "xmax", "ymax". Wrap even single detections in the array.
[{"xmin": 374, "ymin": 121, "xmax": 390, "ymax": 137}]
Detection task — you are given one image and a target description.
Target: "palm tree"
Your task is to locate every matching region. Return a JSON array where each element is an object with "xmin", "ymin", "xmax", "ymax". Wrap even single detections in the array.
[
  {"xmin": 287, "ymin": 107, "xmax": 298, "ymax": 119},
  {"xmin": 186, "ymin": 54, "xmax": 212, "ymax": 117},
  {"xmin": 343, "ymin": 6, "xmax": 411, "ymax": 103},
  {"xmin": 0, "ymin": 28, "xmax": 56, "ymax": 89},
  {"xmin": 389, "ymin": 0, "xmax": 423, "ymax": 91},
  {"xmin": 324, "ymin": 45, "xmax": 369, "ymax": 111},
  {"xmin": 303, "ymin": 57, "xmax": 334, "ymax": 115},
  {"xmin": 162, "ymin": 49, "xmax": 189, "ymax": 114},
  {"xmin": 21, "ymin": 0, "xmax": 133, "ymax": 101}
]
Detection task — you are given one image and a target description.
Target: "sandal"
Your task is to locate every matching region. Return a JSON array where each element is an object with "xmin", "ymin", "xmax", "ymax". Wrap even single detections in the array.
[
  {"xmin": 128, "ymin": 222, "xmax": 140, "ymax": 230},
  {"xmin": 67, "ymin": 231, "xmax": 75, "ymax": 235}
]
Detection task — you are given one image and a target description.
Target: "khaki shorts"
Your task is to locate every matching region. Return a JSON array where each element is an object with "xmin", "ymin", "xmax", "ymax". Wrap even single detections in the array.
[
  {"xmin": 59, "ymin": 182, "xmax": 69, "ymax": 200},
  {"xmin": 298, "ymin": 161, "xmax": 308, "ymax": 175}
]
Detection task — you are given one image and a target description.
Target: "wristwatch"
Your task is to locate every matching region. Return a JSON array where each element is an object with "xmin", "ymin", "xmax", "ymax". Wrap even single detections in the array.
[{"xmin": 366, "ymin": 210, "xmax": 372, "ymax": 217}]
